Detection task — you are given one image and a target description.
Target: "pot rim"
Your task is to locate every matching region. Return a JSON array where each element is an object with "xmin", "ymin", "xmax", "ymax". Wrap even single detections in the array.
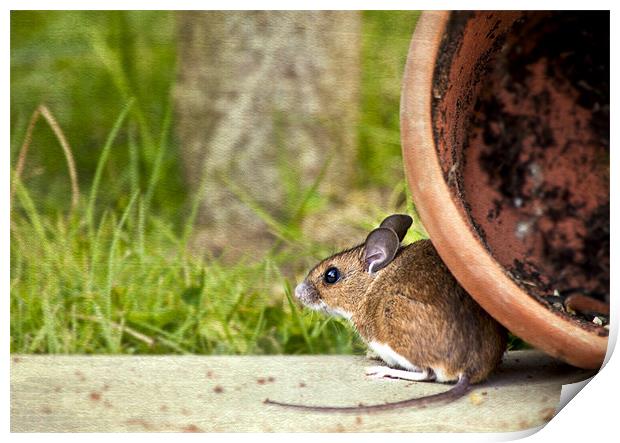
[{"xmin": 399, "ymin": 10, "xmax": 608, "ymax": 369}]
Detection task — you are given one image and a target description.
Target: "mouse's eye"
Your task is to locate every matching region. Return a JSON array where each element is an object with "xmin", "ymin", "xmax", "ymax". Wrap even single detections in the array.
[{"xmin": 323, "ymin": 267, "xmax": 341, "ymax": 284}]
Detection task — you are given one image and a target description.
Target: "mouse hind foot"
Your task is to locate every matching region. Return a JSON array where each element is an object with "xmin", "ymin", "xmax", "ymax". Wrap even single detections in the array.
[{"xmin": 365, "ymin": 366, "xmax": 435, "ymax": 382}]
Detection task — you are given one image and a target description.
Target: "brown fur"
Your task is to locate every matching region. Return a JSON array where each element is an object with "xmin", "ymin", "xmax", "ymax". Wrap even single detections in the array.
[{"xmin": 302, "ymin": 239, "xmax": 507, "ymax": 384}]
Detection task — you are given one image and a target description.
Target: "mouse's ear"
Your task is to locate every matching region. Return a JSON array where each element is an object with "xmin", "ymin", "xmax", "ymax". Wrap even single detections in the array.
[
  {"xmin": 364, "ymin": 228, "xmax": 400, "ymax": 274},
  {"xmin": 379, "ymin": 214, "xmax": 413, "ymax": 242}
]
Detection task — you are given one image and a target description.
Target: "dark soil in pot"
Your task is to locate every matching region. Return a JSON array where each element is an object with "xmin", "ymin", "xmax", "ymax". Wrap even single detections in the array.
[{"xmin": 433, "ymin": 12, "xmax": 609, "ymax": 336}]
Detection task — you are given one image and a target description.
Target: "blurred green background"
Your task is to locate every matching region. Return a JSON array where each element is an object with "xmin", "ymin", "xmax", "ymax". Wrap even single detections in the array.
[{"xmin": 10, "ymin": 11, "xmax": 434, "ymax": 355}]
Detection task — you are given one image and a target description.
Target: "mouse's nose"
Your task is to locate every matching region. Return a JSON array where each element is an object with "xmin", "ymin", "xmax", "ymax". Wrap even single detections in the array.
[
  {"xmin": 294, "ymin": 282, "xmax": 308, "ymax": 299},
  {"xmin": 294, "ymin": 281, "xmax": 320, "ymax": 307}
]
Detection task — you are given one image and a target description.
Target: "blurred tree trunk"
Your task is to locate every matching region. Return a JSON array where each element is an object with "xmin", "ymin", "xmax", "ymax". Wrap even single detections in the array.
[{"xmin": 174, "ymin": 11, "xmax": 360, "ymax": 260}]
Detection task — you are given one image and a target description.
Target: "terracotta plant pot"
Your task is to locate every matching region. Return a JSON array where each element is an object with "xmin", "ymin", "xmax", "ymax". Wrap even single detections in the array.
[{"xmin": 400, "ymin": 11, "xmax": 609, "ymax": 369}]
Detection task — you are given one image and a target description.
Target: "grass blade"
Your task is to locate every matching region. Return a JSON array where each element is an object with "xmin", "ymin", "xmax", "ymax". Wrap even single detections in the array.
[
  {"xmin": 143, "ymin": 101, "xmax": 172, "ymax": 211},
  {"xmin": 11, "ymin": 177, "xmax": 52, "ymax": 257},
  {"xmin": 86, "ymin": 99, "xmax": 135, "ymax": 235},
  {"xmin": 105, "ymin": 191, "xmax": 139, "ymax": 319}
]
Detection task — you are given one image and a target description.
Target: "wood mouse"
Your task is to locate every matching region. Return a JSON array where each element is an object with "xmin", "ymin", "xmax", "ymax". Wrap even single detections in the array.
[{"xmin": 265, "ymin": 214, "xmax": 507, "ymax": 412}]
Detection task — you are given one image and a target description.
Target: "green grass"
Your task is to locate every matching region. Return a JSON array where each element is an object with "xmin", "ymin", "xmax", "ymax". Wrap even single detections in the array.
[
  {"xmin": 11, "ymin": 141, "xmax": 420, "ymax": 355},
  {"xmin": 10, "ymin": 98, "xmax": 421, "ymax": 354},
  {"xmin": 10, "ymin": 206, "xmax": 360, "ymax": 355},
  {"xmin": 10, "ymin": 130, "xmax": 374, "ymax": 355}
]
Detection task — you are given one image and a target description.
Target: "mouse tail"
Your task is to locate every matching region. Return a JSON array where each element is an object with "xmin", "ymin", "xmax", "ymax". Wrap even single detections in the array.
[{"xmin": 264, "ymin": 374, "xmax": 471, "ymax": 413}]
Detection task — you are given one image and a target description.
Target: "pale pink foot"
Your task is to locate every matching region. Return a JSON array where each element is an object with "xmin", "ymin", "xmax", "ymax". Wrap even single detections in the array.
[{"xmin": 365, "ymin": 366, "xmax": 434, "ymax": 381}]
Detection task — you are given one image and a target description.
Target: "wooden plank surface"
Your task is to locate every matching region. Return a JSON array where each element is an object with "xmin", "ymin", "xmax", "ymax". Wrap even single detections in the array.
[{"xmin": 11, "ymin": 350, "xmax": 594, "ymax": 432}]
